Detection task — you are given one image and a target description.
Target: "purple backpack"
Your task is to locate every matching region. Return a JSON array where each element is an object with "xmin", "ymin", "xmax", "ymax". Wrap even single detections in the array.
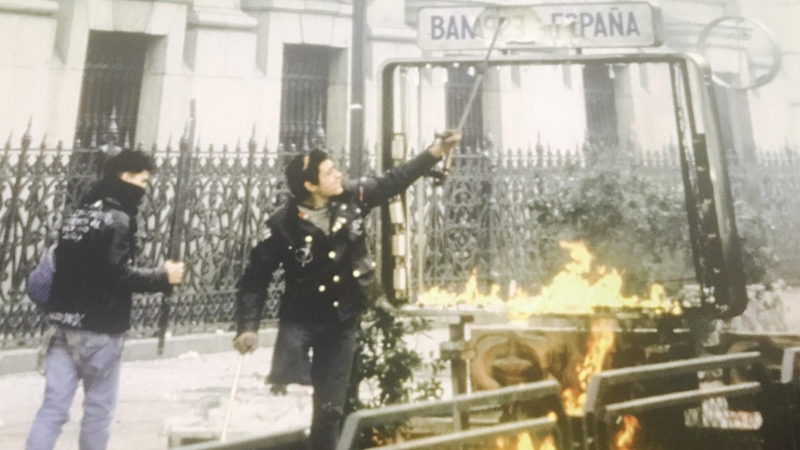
[{"xmin": 27, "ymin": 245, "xmax": 55, "ymax": 310}]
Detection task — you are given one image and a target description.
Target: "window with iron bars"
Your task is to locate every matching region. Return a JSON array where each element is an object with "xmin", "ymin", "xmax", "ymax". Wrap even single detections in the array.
[
  {"xmin": 446, "ymin": 66, "xmax": 484, "ymax": 150},
  {"xmin": 75, "ymin": 31, "xmax": 149, "ymax": 148},
  {"xmin": 583, "ymin": 63, "xmax": 619, "ymax": 147},
  {"xmin": 279, "ymin": 44, "xmax": 333, "ymax": 151}
]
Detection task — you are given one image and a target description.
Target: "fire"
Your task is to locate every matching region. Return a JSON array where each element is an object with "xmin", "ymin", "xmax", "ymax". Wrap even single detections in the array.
[
  {"xmin": 561, "ymin": 318, "xmax": 616, "ymax": 415},
  {"xmin": 416, "ymin": 241, "xmax": 682, "ymax": 322},
  {"xmin": 496, "ymin": 433, "xmax": 556, "ymax": 450},
  {"xmin": 495, "ymin": 413, "xmax": 558, "ymax": 450},
  {"xmin": 505, "ymin": 241, "xmax": 682, "ymax": 321},
  {"xmin": 614, "ymin": 415, "xmax": 640, "ymax": 450},
  {"xmin": 419, "ymin": 268, "xmax": 503, "ymax": 308}
]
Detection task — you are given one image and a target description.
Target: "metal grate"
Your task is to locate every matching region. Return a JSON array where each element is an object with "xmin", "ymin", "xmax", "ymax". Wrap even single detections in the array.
[
  {"xmin": 279, "ymin": 44, "xmax": 332, "ymax": 151},
  {"xmin": 583, "ymin": 64, "xmax": 619, "ymax": 146},
  {"xmin": 446, "ymin": 66, "xmax": 484, "ymax": 151},
  {"xmin": 75, "ymin": 31, "xmax": 148, "ymax": 147}
]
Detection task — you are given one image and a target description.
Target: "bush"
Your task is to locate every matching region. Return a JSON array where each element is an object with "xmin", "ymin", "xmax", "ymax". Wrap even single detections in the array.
[
  {"xmin": 527, "ymin": 145, "xmax": 778, "ymax": 296},
  {"xmin": 345, "ymin": 303, "xmax": 446, "ymax": 443},
  {"xmin": 528, "ymin": 147, "xmax": 692, "ymax": 297}
]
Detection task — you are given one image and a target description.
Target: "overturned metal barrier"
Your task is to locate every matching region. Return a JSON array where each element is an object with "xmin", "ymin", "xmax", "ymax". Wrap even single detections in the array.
[
  {"xmin": 337, "ymin": 380, "xmax": 567, "ymax": 450},
  {"xmin": 582, "ymin": 352, "xmax": 774, "ymax": 450}
]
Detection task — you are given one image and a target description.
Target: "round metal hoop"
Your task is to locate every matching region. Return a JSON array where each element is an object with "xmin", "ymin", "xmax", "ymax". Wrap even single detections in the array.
[{"xmin": 696, "ymin": 16, "xmax": 782, "ymax": 91}]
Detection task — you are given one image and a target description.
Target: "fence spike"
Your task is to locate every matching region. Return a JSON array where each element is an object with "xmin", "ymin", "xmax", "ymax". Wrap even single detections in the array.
[
  {"xmin": 165, "ymin": 134, "xmax": 173, "ymax": 153},
  {"xmin": 180, "ymin": 121, "xmax": 191, "ymax": 146},
  {"xmin": 5, "ymin": 131, "xmax": 12, "ymax": 150},
  {"xmin": 249, "ymin": 124, "xmax": 257, "ymax": 148},
  {"xmin": 262, "ymin": 136, "xmax": 270, "ymax": 153},
  {"xmin": 56, "ymin": 140, "xmax": 63, "ymax": 150},
  {"xmin": 22, "ymin": 118, "xmax": 32, "ymax": 149},
  {"xmin": 39, "ymin": 133, "xmax": 47, "ymax": 149}
]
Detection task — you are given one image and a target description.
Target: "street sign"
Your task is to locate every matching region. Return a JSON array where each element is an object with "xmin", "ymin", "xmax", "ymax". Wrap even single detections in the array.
[{"xmin": 417, "ymin": 2, "xmax": 663, "ymax": 51}]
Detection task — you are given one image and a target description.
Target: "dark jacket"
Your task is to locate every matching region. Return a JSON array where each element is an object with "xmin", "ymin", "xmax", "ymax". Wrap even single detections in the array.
[
  {"xmin": 47, "ymin": 177, "xmax": 172, "ymax": 335},
  {"xmin": 235, "ymin": 150, "xmax": 441, "ymax": 333}
]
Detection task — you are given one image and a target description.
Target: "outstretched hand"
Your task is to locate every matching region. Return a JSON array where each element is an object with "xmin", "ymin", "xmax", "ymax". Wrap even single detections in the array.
[{"xmin": 427, "ymin": 130, "xmax": 462, "ymax": 159}]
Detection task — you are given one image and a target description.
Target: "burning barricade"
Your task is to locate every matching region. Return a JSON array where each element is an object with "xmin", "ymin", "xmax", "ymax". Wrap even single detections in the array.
[{"xmin": 404, "ymin": 241, "xmax": 693, "ymax": 449}]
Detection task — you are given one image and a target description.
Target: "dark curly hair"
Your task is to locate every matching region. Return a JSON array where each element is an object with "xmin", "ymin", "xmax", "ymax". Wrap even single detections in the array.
[{"xmin": 285, "ymin": 149, "xmax": 329, "ymax": 201}]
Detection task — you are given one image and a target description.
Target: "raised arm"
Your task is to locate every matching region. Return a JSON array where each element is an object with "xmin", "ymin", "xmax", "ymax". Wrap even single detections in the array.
[{"xmin": 350, "ymin": 131, "xmax": 461, "ymax": 210}]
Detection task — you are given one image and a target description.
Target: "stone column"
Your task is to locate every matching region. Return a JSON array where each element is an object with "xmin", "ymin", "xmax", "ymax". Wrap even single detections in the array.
[
  {"xmin": 0, "ymin": 0, "xmax": 59, "ymax": 139},
  {"xmin": 243, "ymin": 0, "xmax": 353, "ymax": 151},
  {"xmin": 181, "ymin": 0, "xmax": 260, "ymax": 148}
]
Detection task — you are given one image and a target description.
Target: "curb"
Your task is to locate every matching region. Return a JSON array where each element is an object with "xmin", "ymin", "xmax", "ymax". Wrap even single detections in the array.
[{"xmin": 0, "ymin": 327, "xmax": 278, "ymax": 376}]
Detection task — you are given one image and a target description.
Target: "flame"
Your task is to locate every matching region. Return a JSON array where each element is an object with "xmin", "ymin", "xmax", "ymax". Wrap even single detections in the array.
[
  {"xmin": 496, "ymin": 433, "xmax": 557, "ymax": 450},
  {"xmin": 416, "ymin": 241, "xmax": 682, "ymax": 321},
  {"xmin": 419, "ymin": 268, "xmax": 504, "ymax": 308},
  {"xmin": 496, "ymin": 413, "xmax": 558, "ymax": 450},
  {"xmin": 614, "ymin": 415, "xmax": 640, "ymax": 450},
  {"xmin": 416, "ymin": 242, "xmax": 680, "ymax": 419},
  {"xmin": 561, "ymin": 319, "xmax": 616, "ymax": 415}
]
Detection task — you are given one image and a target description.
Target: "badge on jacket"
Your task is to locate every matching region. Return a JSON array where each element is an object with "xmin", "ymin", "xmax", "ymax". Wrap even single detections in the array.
[{"xmin": 295, "ymin": 242, "xmax": 313, "ymax": 267}]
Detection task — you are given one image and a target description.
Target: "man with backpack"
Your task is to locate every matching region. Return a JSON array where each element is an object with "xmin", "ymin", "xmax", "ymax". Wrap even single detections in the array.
[{"xmin": 26, "ymin": 149, "xmax": 185, "ymax": 450}]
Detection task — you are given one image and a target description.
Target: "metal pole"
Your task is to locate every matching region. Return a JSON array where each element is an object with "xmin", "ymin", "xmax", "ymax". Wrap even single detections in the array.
[
  {"xmin": 349, "ymin": 0, "xmax": 366, "ymax": 178},
  {"xmin": 220, "ymin": 354, "xmax": 245, "ymax": 442},
  {"xmin": 158, "ymin": 100, "xmax": 196, "ymax": 355}
]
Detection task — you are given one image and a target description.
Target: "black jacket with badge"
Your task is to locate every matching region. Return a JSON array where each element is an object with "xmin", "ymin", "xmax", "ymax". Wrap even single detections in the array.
[
  {"xmin": 47, "ymin": 177, "xmax": 172, "ymax": 335},
  {"xmin": 235, "ymin": 151, "xmax": 441, "ymax": 333}
]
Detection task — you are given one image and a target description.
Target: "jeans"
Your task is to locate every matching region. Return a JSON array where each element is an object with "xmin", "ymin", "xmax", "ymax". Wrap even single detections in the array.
[
  {"xmin": 269, "ymin": 320, "xmax": 359, "ymax": 450},
  {"xmin": 26, "ymin": 326, "xmax": 125, "ymax": 450}
]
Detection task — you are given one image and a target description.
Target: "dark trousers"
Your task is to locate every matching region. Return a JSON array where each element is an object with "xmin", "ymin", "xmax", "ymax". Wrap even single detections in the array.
[{"xmin": 269, "ymin": 319, "xmax": 359, "ymax": 450}]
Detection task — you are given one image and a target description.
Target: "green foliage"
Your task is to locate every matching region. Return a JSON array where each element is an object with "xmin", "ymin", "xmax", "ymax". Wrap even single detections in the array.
[
  {"xmin": 344, "ymin": 303, "xmax": 446, "ymax": 446},
  {"xmin": 528, "ymin": 147, "xmax": 693, "ymax": 297},
  {"xmin": 346, "ymin": 303, "xmax": 445, "ymax": 414},
  {"xmin": 526, "ymin": 145, "xmax": 779, "ymax": 296},
  {"xmin": 733, "ymin": 197, "xmax": 780, "ymax": 286}
]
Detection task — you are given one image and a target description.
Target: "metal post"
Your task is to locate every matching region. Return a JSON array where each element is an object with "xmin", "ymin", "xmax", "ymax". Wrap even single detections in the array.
[
  {"xmin": 349, "ymin": 0, "xmax": 366, "ymax": 178},
  {"xmin": 439, "ymin": 313, "xmax": 474, "ymax": 431},
  {"xmin": 158, "ymin": 100, "xmax": 196, "ymax": 355}
]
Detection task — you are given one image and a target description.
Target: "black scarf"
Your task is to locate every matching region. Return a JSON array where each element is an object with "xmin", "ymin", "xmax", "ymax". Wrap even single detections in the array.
[{"xmin": 82, "ymin": 176, "xmax": 146, "ymax": 217}]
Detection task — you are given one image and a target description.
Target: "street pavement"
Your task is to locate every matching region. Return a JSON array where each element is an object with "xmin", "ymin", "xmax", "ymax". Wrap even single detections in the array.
[
  {"xmin": 2, "ymin": 288, "xmax": 799, "ymax": 450},
  {"xmin": 0, "ymin": 328, "xmax": 447, "ymax": 450}
]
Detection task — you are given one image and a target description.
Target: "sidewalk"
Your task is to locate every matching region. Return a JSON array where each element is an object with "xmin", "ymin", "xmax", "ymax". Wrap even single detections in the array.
[{"xmin": 0, "ymin": 328, "xmax": 448, "ymax": 450}]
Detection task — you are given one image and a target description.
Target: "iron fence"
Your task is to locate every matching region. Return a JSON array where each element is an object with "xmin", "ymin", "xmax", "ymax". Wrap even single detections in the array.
[
  {"xmin": 405, "ymin": 142, "xmax": 800, "ymax": 296},
  {"xmin": 0, "ymin": 123, "xmax": 375, "ymax": 348},
  {"xmin": 1, "ymin": 121, "xmax": 798, "ymax": 348}
]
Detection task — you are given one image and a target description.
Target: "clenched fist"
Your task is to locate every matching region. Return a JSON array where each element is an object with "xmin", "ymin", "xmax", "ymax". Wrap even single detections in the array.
[
  {"xmin": 164, "ymin": 260, "xmax": 185, "ymax": 285},
  {"xmin": 233, "ymin": 331, "xmax": 259, "ymax": 354},
  {"xmin": 427, "ymin": 130, "xmax": 462, "ymax": 159}
]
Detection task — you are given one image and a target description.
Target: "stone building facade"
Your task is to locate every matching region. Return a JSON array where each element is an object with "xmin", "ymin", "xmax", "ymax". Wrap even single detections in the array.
[{"xmin": 0, "ymin": 0, "xmax": 797, "ymax": 157}]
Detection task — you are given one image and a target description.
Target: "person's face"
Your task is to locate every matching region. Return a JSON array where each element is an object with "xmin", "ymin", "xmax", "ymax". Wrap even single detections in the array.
[
  {"xmin": 120, "ymin": 171, "xmax": 151, "ymax": 189},
  {"xmin": 305, "ymin": 159, "xmax": 343, "ymax": 199}
]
